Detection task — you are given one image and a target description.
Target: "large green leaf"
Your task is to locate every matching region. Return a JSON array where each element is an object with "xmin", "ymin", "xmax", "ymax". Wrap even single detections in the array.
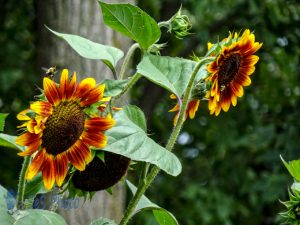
[
  {"xmin": 122, "ymin": 105, "xmax": 147, "ymax": 132},
  {"xmin": 0, "ymin": 213, "xmax": 14, "ymax": 225},
  {"xmin": 127, "ymin": 181, "xmax": 179, "ymax": 225},
  {"xmin": 0, "ymin": 134, "xmax": 24, "ymax": 151},
  {"xmin": 101, "ymin": 79, "xmax": 130, "ymax": 97},
  {"xmin": 103, "ymin": 106, "xmax": 181, "ymax": 176},
  {"xmin": 13, "ymin": 209, "xmax": 67, "ymax": 225},
  {"xmin": 99, "ymin": 2, "xmax": 161, "ymax": 50},
  {"xmin": 47, "ymin": 27, "xmax": 124, "ymax": 72},
  {"xmin": 0, "ymin": 113, "xmax": 8, "ymax": 132},
  {"xmin": 137, "ymin": 53, "xmax": 210, "ymax": 98},
  {"xmin": 281, "ymin": 156, "xmax": 300, "ymax": 181},
  {"xmin": 0, "ymin": 185, "xmax": 8, "ymax": 211},
  {"xmin": 90, "ymin": 218, "xmax": 117, "ymax": 225},
  {"xmin": 0, "ymin": 185, "xmax": 14, "ymax": 225}
]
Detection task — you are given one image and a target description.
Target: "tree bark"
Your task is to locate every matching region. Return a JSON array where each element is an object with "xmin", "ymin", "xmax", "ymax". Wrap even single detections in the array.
[{"xmin": 35, "ymin": 0, "xmax": 133, "ymax": 224}]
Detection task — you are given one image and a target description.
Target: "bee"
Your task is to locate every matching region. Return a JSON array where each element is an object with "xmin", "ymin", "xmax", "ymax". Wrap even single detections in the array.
[{"xmin": 42, "ymin": 66, "xmax": 57, "ymax": 79}]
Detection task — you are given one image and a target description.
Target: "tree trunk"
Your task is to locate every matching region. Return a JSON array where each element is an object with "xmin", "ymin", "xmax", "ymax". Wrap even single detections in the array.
[{"xmin": 35, "ymin": 0, "xmax": 133, "ymax": 224}]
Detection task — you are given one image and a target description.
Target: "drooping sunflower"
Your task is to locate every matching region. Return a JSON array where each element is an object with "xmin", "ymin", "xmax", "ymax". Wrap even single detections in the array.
[
  {"xmin": 72, "ymin": 152, "xmax": 130, "ymax": 192},
  {"xmin": 206, "ymin": 29, "xmax": 262, "ymax": 116},
  {"xmin": 169, "ymin": 94, "xmax": 200, "ymax": 126},
  {"xmin": 16, "ymin": 69, "xmax": 115, "ymax": 190}
]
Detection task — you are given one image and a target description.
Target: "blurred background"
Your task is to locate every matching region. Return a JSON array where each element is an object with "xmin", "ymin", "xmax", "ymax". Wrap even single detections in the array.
[{"xmin": 1, "ymin": 0, "xmax": 300, "ymax": 224}]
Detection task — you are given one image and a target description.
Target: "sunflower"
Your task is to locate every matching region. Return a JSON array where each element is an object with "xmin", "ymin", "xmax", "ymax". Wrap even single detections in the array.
[
  {"xmin": 72, "ymin": 152, "xmax": 130, "ymax": 192},
  {"xmin": 169, "ymin": 94, "xmax": 200, "ymax": 126},
  {"xmin": 206, "ymin": 29, "xmax": 262, "ymax": 116},
  {"xmin": 16, "ymin": 69, "xmax": 115, "ymax": 190}
]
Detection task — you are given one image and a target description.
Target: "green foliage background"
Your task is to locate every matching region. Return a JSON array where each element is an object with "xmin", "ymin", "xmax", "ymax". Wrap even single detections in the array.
[{"xmin": 0, "ymin": 0, "xmax": 299, "ymax": 225}]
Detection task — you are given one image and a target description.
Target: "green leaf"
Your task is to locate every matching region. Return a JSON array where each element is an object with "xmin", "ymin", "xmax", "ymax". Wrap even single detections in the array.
[
  {"xmin": 90, "ymin": 217, "xmax": 117, "ymax": 225},
  {"xmin": 46, "ymin": 27, "xmax": 124, "ymax": 72},
  {"xmin": 101, "ymin": 79, "xmax": 130, "ymax": 97},
  {"xmin": 281, "ymin": 156, "xmax": 300, "ymax": 181},
  {"xmin": 24, "ymin": 174, "xmax": 48, "ymax": 200},
  {"xmin": 127, "ymin": 181, "xmax": 179, "ymax": 225},
  {"xmin": 13, "ymin": 209, "xmax": 67, "ymax": 225},
  {"xmin": 0, "ymin": 212, "xmax": 14, "ymax": 225},
  {"xmin": 0, "ymin": 113, "xmax": 8, "ymax": 132},
  {"xmin": 137, "ymin": 53, "xmax": 210, "ymax": 98},
  {"xmin": 0, "ymin": 185, "xmax": 8, "ymax": 211},
  {"xmin": 291, "ymin": 182, "xmax": 300, "ymax": 191},
  {"xmin": 123, "ymin": 105, "xmax": 147, "ymax": 132},
  {"xmin": 0, "ymin": 134, "xmax": 24, "ymax": 151},
  {"xmin": 99, "ymin": 2, "xmax": 161, "ymax": 50},
  {"xmin": 0, "ymin": 185, "xmax": 14, "ymax": 225},
  {"xmin": 103, "ymin": 106, "xmax": 181, "ymax": 176}
]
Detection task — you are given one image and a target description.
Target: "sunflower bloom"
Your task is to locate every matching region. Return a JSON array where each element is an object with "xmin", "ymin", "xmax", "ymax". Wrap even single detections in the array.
[
  {"xmin": 206, "ymin": 29, "xmax": 262, "ymax": 116},
  {"xmin": 169, "ymin": 94, "xmax": 200, "ymax": 126},
  {"xmin": 16, "ymin": 69, "xmax": 115, "ymax": 190}
]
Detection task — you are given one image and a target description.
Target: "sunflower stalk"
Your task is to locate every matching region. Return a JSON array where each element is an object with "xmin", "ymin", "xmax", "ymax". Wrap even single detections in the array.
[
  {"xmin": 119, "ymin": 57, "xmax": 211, "ymax": 225},
  {"xmin": 16, "ymin": 156, "xmax": 30, "ymax": 209},
  {"xmin": 114, "ymin": 73, "xmax": 142, "ymax": 100},
  {"xmin": 119, "ymin": 43, "xmax": 140, "ymax": 80}
]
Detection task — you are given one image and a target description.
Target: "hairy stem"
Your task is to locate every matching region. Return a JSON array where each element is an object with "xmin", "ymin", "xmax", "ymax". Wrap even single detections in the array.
[
  {"xmin": 16, "ymin": 156, "xmax": 30, "ymax": 209},
  {"xmin": 119, "ymin": 58, "xmax": 212, "ymax": 225},
  {"xmin": 158, "ymin": 21, "xmax": 170, "ymax": 29},
  {"xmin": 114, "ymin": 73, "xmax": 141, "ymax": 100},
  {"xmin": 120, "ymin": 43, "xmax": 140, "ymax": 80}
]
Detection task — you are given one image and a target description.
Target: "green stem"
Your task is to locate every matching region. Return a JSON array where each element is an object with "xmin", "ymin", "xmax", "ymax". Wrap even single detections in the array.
[
  {"xmin": 158, "ymin": 21, "xmax": 170, "ymax": 29},
  {"xmin": 120, "ymin": 43, "xmax": 140, "ymax": 80},
  {"xmin": 17, "ymin": 156, "xmax": 30, "ymax": 209},
  {"xmin": 119, "ymin": 58, "xmax": 211, "ymax": 225},
  {"xmin": 114, "ymin": 73, "xmax": 141, "ymax": 100}
]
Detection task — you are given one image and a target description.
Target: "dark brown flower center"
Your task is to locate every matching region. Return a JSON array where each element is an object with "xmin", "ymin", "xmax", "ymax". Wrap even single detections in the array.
[
  {"xmin": 42, "ymin": 101, "xmax": 85, "ymax": 155},
  {"xmin": 218, "ymin": 53, "xmax": 242, "ymax": 87}
]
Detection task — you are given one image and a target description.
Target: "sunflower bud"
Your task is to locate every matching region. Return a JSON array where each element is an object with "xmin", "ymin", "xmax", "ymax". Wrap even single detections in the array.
[
  {"xmin": 148, "ymin": 43, "xmax": 168, "ymax": 55},
  {"xmin": 191, "ymin": 80, "xmax": 209, "ymax": 100},
  {"xmin": 168, "ymin": 7, "xmax": 192, "ymax": 39},
  {"xmin": 280, "ymin": 183, "xmax": 300, "ymax": 224}
]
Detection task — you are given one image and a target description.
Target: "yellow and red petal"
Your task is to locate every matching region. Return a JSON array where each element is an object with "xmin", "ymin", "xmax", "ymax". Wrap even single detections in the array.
[
  {"xmin": 18, "ymin": 137, "xmax": 41, "ymax": 156},
  {"xmin": 42, "ymin": 153, "xmax": 55, "ymax": 190},
  {"xmin": 66, "ymin": 72, "xmax": 77, "ymax": 99},
  {"xmin": 169, "ymin": 103, "xmax": 180, "ymax": 112},
  {"xmin": 43, "ymin": 77, "xmax": 60, "ymax": 106},
  {"xmin": 16, "ymin": 132, "xmax": 40, "ymax": 146},
  {"xmin": 188, "ymin": 100, "xmax": 200, "ymax": 119},
  {"xmin": 230, "ymin": 83, "xmax": 244, "ymax": 98},
  {"xmin": 54, "ymin": 152, "xmax": 68, "ymax": 187},
  {"xmin": 17, "ymin": 122, "xmax": 28, "ymax": 129},
  {"xmin": 80, "ymin": 84, "xmax": 105, "ymax": 107},
  {"xmin": 74, "ymin": 77, "xmax": 96, "ymax": 99},
  {"xmin": 25, "ymin": 149, "xmax": 46, "ymax": 180},
  {"xmin": 59, "ymin": 69, "xmax": 69, "ymax": 100},
  {"xmin": 85, "ymin": 117, "xmax": 115, "ymax": 132},
  {"xmin": 30, "ymin": 101, "xmax": 53, "ymax": 117},
  {"xmin": 81, "ymin": 130, "xmax": 107, "ymax": 149},
  {"xmin": 26, "ymin": 118, "xmax": 44, "ymax": 134},
  {"xmin": 221, "ymin": 91, "xmax": 231, "ymax": 112},
  {"xmin": 17, "ymin": 109, "xmax": 31, "ymax": 121},
  {"xmin": 231, "ymin": 95, "xmax": 237, "ymax": 107},
  {"xmin": 68, "ymin": 141, "xmax": 91, "ymax": 171}
]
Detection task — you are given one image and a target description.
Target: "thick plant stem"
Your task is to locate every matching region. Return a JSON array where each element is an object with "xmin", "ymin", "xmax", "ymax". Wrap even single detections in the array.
[
  {"xmin": 119, "ymin": 58, "xmax": 212, "ymax": 225},
  {"xmin": 114, "ymin": 73, "xmax": 141, "ymax": 100},
  {"xmin": 120, "ymin": 43, "xmax": 140, "ymax": 80},
  {"xmin": 16, "ymin": 156, "xmax": 30, "ymax": 209}
]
